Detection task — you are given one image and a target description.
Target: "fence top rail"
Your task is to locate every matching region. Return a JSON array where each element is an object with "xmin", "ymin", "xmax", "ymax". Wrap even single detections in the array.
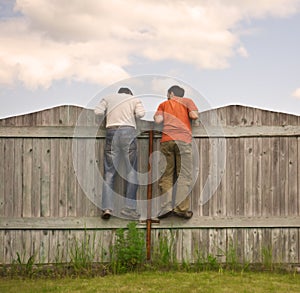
[{"xmin": 0, "ymin": 125, "xmax": 300, "ymax": 138}]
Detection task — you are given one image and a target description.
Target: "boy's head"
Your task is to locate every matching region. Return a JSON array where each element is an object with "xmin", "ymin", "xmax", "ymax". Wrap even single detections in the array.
[
  {"xmin": 118, "ymin": 87, "xmax": 133, "ymax": 95},
  {"xmin": 167, "ymin": 85, "xmax": 184, "ymax": 98}
]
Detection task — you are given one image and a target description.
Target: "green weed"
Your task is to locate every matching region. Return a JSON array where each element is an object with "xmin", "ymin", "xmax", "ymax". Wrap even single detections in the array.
[
  {"xmin": 69, "ymin": 230, "xmax": 97, "ymax": 272},
  {"xmin": 111, "ymin": 222, "xmax": 146, "ymax": 274}
]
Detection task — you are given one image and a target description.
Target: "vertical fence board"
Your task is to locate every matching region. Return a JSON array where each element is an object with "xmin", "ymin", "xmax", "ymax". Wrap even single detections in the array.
[
  {"xmin": 23, "ymin": 139, "xmax": 33, "ymax": 217},
  {"xmin": 58, "ymin": 139, "xmax": 68, "ymax": 217},
  {"xmin": 48, "ymin": 230, "xmax": 57, "ymax": 263},
  {"xmin": 68, "ymin": 140, "xmax": 77, "ymax": 217},
  {"xmin": 94, "ymin": 139, "xmax": 104, "ymax": 217},
  {"xmin": 0, "ymin": 139, "xmax": 4, "ymax": 216},
  {"xmin": 298, "ymin": 138, "xmax": 300, "ymax": 217},
  {"xmin": 13, "ymin": 139, "xmax": 23, "ymax": 217},
  {"xmin": 272, "ymin": 138, "xmax": 280, "ymax": 216},
  {"xmin": 76, "ymin": 139, "xmax": 87, "ymax": 216},
  {"xmin": 4, "ymin": 230, "xmax": 14, "ymax": 263},
  {"xmin": 209, "ymin": 138, "xmax": 218, "ymax": 216},
  {"xmin": 200, "ymin": 138, "xmax": 210, "ymax": 215},
  {"xmin": 84, "ymin": 139, "xmax": 97, "ymax": 216},
  {"xmin": 0, "ymin": 231, "xmax": 3, "ymax": 263},
  {"xmin": 226, "ymin": 139, "xmax": 236, "ymax": 216},
  {"xmin": 41, "ymin": 139, "xmax": 51, "ymax": 217},
  {"xmin": 271, "ymin": 228, "xmax": 282, "ymax": 263},
  {"xmin": 192, "ymin": 139, "xmax": 201, "ymax": 216},
  {"xmin": 289, "ymin": 229, "xmax": 299, "ymax": 263},
  {"xmin": 236, "ymin": 138, "xmax": 245, "ymax": 216},
  {"xmin": 4, "ymin": 139, "xmax": 14, "ymax": 217},
  {"xmin": 261, "ymin": 138, "xmax": 271, "ymax": 216},
  {"xmin": 40, "ymin": 230, "xmax": 49, "ymax": 263},
  {"xmin": 50, "ymin": 139, "xmax": 59, "ymax": 217},
  {"xmin": 244, "ymin": 229, "xmax": 253, "ymax": 264},
  {"xmin": 279, "ymin": 138, "xmax": 289, "ymax": 216},
  {"xmin": 32, "ymin": 138, "xmax": 41, "ymax": 217},
  {"xmin": 244, "ymin": 138, "xmax": 253, "ymax": 216},
  {"xmin": 253, "ymin": 138, "xmax": 262, "ymax": 216},
  {"xmin": 288, "ymin": 138, "xmax": 298, "ymax": 216}
]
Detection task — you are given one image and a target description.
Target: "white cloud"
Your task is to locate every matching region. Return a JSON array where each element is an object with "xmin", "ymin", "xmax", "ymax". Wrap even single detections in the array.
[
  {"xmin": 237, "ymin": 46, "xmax": 249, "ymax": 58},
  {"xmin": 292, "ymin": 88, "xmax": 300, "ymax": 98},
  {"xmin": 0, "ymin": 0, "xmax": 299, "ymax": 89}
]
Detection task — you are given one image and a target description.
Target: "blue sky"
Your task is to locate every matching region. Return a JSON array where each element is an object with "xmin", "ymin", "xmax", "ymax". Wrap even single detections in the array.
[{"xmin": 1, "ymin": 0, "xmax": 300, "ymax": 119}]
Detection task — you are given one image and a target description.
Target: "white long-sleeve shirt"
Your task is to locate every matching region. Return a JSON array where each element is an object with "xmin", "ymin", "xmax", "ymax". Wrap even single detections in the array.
[{"xmin": 94, "ymin": 93, "xmax": 145, "ymax": 129}]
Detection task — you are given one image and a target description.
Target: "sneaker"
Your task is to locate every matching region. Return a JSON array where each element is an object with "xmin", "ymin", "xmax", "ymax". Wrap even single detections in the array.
[
  {"xmin": 121, "ymin": 208, "xmax": 140, "ymax": 220},
  {"xmin": 173, "ymin": 210, "xmax": 193, "ymax": 219},
  {"xmin": 101, "ymin": 209, "xmax": 112, "ymax": 220}
]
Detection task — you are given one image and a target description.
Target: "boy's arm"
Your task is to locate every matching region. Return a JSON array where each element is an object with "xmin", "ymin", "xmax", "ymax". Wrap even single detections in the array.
[
  {"xmin": 135, "ymin": 100, "xmax": 146, "ymax": 118},
  {"xmin": 189, "ymin": 110, "xmax": 199, "ymax": 120},
  {"xmin": 94, "ymin": 99, "xmax": 107, "ymax": 115},
  {"xmin": 153, "ymin": 114, "xmax": 163, "ymax": 124}
]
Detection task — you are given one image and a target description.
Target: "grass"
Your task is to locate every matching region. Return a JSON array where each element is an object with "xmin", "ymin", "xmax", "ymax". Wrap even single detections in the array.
[{"xmin": 0, "ymin": 271, "xmax": 299, "ymax": 293}]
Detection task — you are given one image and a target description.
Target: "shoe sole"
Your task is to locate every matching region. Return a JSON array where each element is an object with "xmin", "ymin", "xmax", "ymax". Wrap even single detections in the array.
[{"xmin": 101, "ymin": 213, "xmax": 111, "ymax": 220}]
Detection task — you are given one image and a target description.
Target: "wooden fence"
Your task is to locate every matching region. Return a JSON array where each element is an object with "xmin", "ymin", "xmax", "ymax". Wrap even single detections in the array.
[{"xmin": 0, "ymin": 105, "xmax": 299, "ymax": 265}]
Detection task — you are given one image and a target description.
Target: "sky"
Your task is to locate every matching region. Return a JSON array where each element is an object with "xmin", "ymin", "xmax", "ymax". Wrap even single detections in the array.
[{"xmin": 1, "ymin": 0, "xmax": 300, "ymax": 120}]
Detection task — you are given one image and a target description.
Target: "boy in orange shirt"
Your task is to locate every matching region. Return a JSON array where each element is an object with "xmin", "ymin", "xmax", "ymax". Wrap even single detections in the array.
[{"xmin": 154, "ymin": 85, "xmax": 198, "ymax": 219}]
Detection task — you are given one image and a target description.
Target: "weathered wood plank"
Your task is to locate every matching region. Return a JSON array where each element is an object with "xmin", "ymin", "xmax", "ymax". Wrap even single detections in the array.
[
  {"xmin": 94, "ymin": 139, "xmax": 103, "ymax": 217},
  {"xmin": 40, "ymin": 230, "xmax": 50, "ymax": 263},
  {"xmin": 253, "ymin": 138, "xmax": 262, "ymax": 217},
  {"xmin": 4, "ymin": 139, "xmax": 14, "ymax": 217},
  {"xmin": 279, "ymin": 137, "xmax": 289, "ymax": 216},
  {"xmin": 4, "ymin": 230, "xmax": 13, "ymax": 263},
  {"xmin": 32, "ymin": 138, "xmax": 41, "ymax": 217},
  {"xmin": 22, "ymin": 139, "xmax": 33, "ymax": 217},
  {"xmin": 217, "ymin": 138, "xmax": 227, "ymax": 217},
  {"xmin": 288, "ymin": 138, "xmax": 298, "ymax": 216},
  {"xmin": 191, "ymin": 138, "xmax": 201, "ymax": 216},
  {"xmin": 67, "ymin": 140, "xmax": 77, "ymax": 217},
  {"xmin": 289, "ymin": 228, "xmax": 298, "ymax": 263},
  {"xmin": 271, "ymin": 228, "xmax": 282, "ymax": 263},
  {"xmin": 252, "ymin": 228, "xmax": 262, "ymax": 263},
  {"xmin": 236, "ymin": 138, "xmax": 245, "ymax": 216},
  {"xmin": 244, "ymin": 228, "xmax": 253, "ymax": 264},
  {"xmin": 1, "ymin": 125, "xmax": 300, "ymax": 138},
  {"xmin": 40, "ymin": 139, "xmax": 51, "ymax": 217},
  {"xmin": 208, "ymin": 138, "xmax": 218, "ymax": 216},
  {"xmin": 0, "ymin": 139, "xmax": 4, "ymax": 216},
  {"xmin": 75, "ymin": 139, "xmax": 87, "ymax": 216},
  {"xmin": 244, "ymin": 138, "xmax": 253, "ymax": 216},
  {"xmin": 1, "ymin": 216, "xmax": 300, "ymax": 229},
  {"xmin": 13, "ymin": 139, "xmax": 23, "ymax": 217},
  {"xmin": 271, "ymin": 138, "xmax": 280, "ymax": 216},
  {"xmin": 50, "ymin": 139, "xmax": 59, "ymax": 217},
  {"xmin": 200, "ymin": 138, "xmax": 210, "ymax": 215},
  {"xmin": 225, "ymin": 138, "xmax": 236, "ymax": 217},
  {"xmin": 0, "ymin": 230, "xmax": 4, "ymax": 263},
  {"xmin": 298, "ymin": 137, "xmax": 300, "ymax": 216},
  {"xmin": 261, "ymin": 138, "xmax": 272, "ymax": 216},
  {"xmin": 58, "ymin": 139, "xmax": 69, "ymax": 217}
]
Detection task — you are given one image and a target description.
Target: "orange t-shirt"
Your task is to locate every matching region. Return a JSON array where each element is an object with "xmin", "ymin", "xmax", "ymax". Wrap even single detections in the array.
[{"xmin": 155, "ymin": 97, "xmax": 198, "ymax": 143}]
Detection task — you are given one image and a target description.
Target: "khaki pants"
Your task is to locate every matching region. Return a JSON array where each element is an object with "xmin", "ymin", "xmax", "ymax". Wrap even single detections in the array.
[{"xmin": 158, "ymin": 140, "xmax": 192, "ymax": 213}]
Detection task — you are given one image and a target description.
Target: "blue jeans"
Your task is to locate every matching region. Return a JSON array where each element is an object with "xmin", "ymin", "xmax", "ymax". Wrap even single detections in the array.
[{"xmin": 102, "ymin": 127, "xmax": 138, "ymax": 211}]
